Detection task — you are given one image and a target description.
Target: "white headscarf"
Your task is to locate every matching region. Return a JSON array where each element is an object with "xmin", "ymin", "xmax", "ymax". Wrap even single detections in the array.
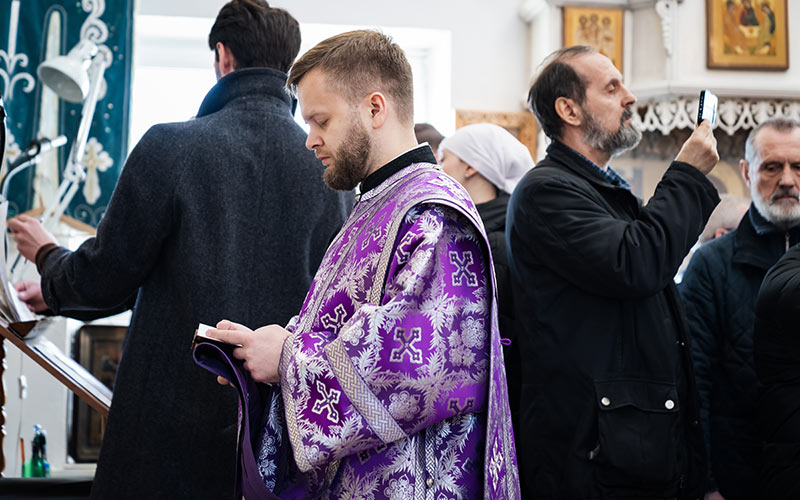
[{"xmin": 438, "ymin": 123, "xmax": 534, "ymax": 194}]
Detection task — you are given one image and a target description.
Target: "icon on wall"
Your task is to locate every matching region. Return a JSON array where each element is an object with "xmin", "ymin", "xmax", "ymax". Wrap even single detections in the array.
[
  {"xmin": 706, "ymin": 0, "xmax": 789, "ymax": 70},
  {"xmin": 562, "ymin": 6, "xmax": 624, "ymax": 72}
]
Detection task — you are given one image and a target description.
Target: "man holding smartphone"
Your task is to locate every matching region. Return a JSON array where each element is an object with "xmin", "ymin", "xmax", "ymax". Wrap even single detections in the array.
[{"xmin": 507, "ymin": 45, "xmax": 719, "ymax": 498}]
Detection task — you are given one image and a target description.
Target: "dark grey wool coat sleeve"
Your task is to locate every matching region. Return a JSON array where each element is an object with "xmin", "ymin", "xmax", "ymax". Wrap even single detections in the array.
[
  {"xmin": 37, "ymin": 68, "xmax": 352, "ymax": 500},
  {"xmin": 40, "ymin": 128, "xmax": 175, "ymax": 316}
]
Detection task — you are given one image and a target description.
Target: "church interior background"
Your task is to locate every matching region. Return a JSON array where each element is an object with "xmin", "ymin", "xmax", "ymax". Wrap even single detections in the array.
[{"xmin": 1, "ymin": 0, "xmax": 798, "ymax": 482}]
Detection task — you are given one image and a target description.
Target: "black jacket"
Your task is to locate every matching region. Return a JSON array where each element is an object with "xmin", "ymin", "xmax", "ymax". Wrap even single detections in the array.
[
  {"xmin": 476, "ymin": 192, "xmax": 520, "ymax": 433},
  {"xmin": 754, "ymin": 242, "xmax": 800, "ymax": 500},
  {"xmin": 680, "ymin": 207, "xmax": 800, "ymax": 499},
  {"xmin": 40, "ymin": 69, "xmax": 352, "ymax": 500},
  {"xmin": 507, "ymin": 141, "xmax": 716, "ymax": 499}
]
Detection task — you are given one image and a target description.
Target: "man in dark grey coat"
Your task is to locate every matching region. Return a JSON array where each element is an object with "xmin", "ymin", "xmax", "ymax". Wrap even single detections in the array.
[
  {"xmin": 9, "ymin": 1, "xmax": 351, "ymax": 498},
  {"xmin": 681, "ymin": 118, "xmax": 800, "ymax": 500}
]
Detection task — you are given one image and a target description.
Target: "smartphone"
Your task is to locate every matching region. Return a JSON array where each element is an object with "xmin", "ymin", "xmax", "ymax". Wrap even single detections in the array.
[{"xmin": 697, "ymin": 90, "xmax": 718, "ymax": 127}]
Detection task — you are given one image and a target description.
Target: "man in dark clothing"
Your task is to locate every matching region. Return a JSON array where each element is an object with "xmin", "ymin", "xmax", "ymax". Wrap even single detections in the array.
[
  {"xmin": 681, "ymin": 118, "xmax": 800, "ymax": 500},
  {"xmin": 9, "ymin": 2, "xmax": 351, "ymax": 499},
  {"xmin": 754, "ymin": 242, "xmax": 800, "ymax": 500},
  {"xmin": 507, "ymin": 45, "xmax": 718, "ymax": 499}
]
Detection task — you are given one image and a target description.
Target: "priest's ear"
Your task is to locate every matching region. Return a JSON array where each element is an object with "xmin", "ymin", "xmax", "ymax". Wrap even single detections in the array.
[{"xmin": 365, "ymin": 92, "xmax": 388, "ymax": 129}]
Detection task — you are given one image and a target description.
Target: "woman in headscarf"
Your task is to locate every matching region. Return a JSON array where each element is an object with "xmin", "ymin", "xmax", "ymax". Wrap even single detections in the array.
[{"xmin": 438, "ymin": 122, "xmax": 534, "ymax": 437}]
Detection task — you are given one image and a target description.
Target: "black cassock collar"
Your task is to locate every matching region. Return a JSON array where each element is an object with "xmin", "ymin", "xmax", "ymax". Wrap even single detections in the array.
[{"xmin": 358, "ymin": 144, "xmax": 437, "ymax": 197}]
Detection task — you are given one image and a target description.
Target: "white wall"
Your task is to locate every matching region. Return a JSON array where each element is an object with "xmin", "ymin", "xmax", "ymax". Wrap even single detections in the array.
[
  {"xmin": 629, "ymin": 7, "xmax": 667, "ymax": 85},
  {"xmin": 136, "ymin": 0, "xmax": 532, "ymax": 114}
]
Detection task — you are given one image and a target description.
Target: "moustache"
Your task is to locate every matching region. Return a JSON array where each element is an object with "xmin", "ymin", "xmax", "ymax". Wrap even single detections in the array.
[
  {"xmin": 621, "ymin": 108, "xmax": 634, "ymax": 124},
  {"xmin": 770, "ymin": 188, "xmax": 800, "ymax": 202}
]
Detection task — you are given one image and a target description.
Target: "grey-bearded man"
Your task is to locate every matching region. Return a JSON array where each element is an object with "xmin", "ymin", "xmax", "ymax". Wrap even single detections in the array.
[
  {"xmin": 680, "ymin": 118, "xmax": 800, "ymax": 500},
  {"xmin": 507, "ymin": 45, "xmax": 719, "ymax": 499}
]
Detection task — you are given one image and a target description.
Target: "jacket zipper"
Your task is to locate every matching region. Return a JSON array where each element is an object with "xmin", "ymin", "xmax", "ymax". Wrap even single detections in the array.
[{"xmin": 786, "ymin": 232, "xmax": 790, "ymax": 253}]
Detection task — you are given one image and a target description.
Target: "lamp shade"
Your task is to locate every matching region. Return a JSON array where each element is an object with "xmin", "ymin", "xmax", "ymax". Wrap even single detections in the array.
[{"xmin": 37, "ymin": 40, "xmax": 98, "ymax": 103}]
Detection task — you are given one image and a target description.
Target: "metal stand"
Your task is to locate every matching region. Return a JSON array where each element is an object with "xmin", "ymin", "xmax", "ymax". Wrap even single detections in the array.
[{"xmin": 9, "ymin": 54, "xmax": 106, "ymax": 282}]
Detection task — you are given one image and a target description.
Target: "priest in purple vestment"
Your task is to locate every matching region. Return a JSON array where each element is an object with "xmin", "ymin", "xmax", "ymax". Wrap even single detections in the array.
[{"xmin": 206, "ymin": 30, "xmax": 520, "ymax": 499}]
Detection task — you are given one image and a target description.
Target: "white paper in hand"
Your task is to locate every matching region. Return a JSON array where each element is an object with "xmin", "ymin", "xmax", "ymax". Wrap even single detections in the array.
[{"xmin": 195, "ymin": 323, "xmax": 242, "ymax": 347}]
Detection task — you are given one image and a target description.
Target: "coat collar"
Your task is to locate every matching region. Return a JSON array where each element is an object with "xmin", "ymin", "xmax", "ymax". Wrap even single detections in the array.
[
  {"xmin": 545, "ymin": 140, "xmax": 630, "ymax": 191},
  {"xmin": 357, "ymin": 145, "xmax": 436, "ymax": 197},
  {"xmin": 732, "ymin": 205, "xmax": 800, "ymax": 270},
  {"xmin": 196, "ymin": 67, "xmax": 293, "ymax": 118}
]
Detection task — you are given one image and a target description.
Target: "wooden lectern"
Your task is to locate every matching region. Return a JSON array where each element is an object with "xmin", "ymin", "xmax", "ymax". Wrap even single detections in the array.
[
  {"xmin": 0, "ymin": 207, "xmax": 105, "ymax": 475},
  {"xmin": 0, "ymin": 320, "xmax": 111, "ymax": 475}
]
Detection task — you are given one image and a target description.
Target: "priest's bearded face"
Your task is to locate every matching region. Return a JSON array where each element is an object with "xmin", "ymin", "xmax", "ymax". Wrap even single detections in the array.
[
  {"xmin": 323, "ymin": 115, "xmax": 372, "ymax": 190},
  {"xmin": 298, "ymin": 68, "xmax": 373, "ymax": 190}
]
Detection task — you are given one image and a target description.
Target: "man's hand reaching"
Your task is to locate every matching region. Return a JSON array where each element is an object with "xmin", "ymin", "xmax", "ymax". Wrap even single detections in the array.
[
  {"xmin": 7, "ymin": 215, "xmax": 57, "ymax": 262},
  {"xmin": 14, "ymin": 281, "xmax": 48, "ymax": 313}
]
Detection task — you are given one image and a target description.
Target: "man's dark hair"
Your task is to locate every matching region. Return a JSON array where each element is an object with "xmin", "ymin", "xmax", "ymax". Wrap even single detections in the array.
[
  {"xmin": 208, "ymin": 0, "xmax": 301, "ymax": 73},
  {"xmin": 527, "ymin": 45, "xmax": 596, "ymax": 140},
  {"xmin": 414, "ymin": 123, "xmax": 445, "ymax": 151}
]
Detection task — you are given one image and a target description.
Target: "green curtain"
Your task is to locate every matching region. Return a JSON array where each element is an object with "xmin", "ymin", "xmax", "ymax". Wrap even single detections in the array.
[{"xmin": 0, "ymin": 0, "xmax": 133, "ymax": 227}]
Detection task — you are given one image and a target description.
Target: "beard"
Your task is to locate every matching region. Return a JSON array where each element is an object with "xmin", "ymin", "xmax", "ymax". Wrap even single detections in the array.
[
  {"xmin": 582, "ymin": 106, "xmax": 642, "ymax": 157},
  {"xmin": 751, "ymin": 183, "xmax": 800, "ymax": 228},
  {"xmin": 322, "ymin": 118, "xmax": 372, "ymax": 191}
]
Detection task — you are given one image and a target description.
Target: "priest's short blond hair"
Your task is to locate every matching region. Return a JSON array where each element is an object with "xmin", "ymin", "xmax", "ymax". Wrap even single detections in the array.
[{"xmin": 287, "ymin": 29, "xmax": 414, "ymax": 125}]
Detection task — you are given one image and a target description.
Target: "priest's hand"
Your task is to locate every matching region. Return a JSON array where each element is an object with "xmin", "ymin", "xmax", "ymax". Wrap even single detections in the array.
[
  {"xmin": 209, "ymin": 320, "xmax": 252, "ymax": 387},
  {"xmin": 14, "ymin": 281, "xmax": 48, "ymax": 313},
  {"xmin": 7, "ymin": 215, "xmax": 57, "ymax": 261},
  {"xmin": 207, "ymin": 320, "xmax": 291, "ymax": 385}
]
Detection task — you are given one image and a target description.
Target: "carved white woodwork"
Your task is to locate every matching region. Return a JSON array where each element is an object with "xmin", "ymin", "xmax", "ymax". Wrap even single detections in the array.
[
  {"xmin": 636, "ymin": 96, "xmax": 800, "ymax": 136},
  {"xmin": 654, "ymin": 0, "xmax": 676, "ymax": 57}
]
